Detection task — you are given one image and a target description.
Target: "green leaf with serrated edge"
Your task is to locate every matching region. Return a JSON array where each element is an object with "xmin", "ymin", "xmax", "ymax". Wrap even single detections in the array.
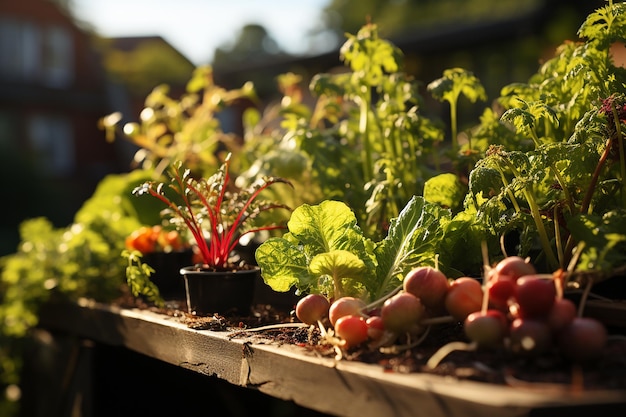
[
  {"xmin": 578, "ymin": 3, "xmax": 626, "ymax": 45},
  {"xmin": 371, "ymin": 196, "xmax": 450, "ymax": 299},
  {"xmin": 122, "ymin": 250, "xmax": 163, "ymax": 308},
  {"xmin": 255, "ymin": 201, "xmax": 376, "ymax": 298},
  {"xmin": 423, "ymin": 173, "xmax": 467, "ymax": 212},
  {"xmin": 427, "ymin": 68, "xmax": 487, "ymax": 104},
  {"xmin": 340, "ymin": 24, "xmax": 402, "ymax": 87},
  {"xmin": 255, "ymin": 237, "xmax": 309, "ymax": 292},
  {"xmin": 567, "ymin": 210, "xmax": 626, "ymax": 275},
  {"xmin": 287, "ymin": 200, "xmax": 362, "ymax": 254}
]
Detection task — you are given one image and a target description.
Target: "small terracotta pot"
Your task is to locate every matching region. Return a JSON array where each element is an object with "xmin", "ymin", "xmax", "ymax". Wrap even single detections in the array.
[{"xmin": 180, "ymin": 266, "xmax": 257, "ymax": 316}]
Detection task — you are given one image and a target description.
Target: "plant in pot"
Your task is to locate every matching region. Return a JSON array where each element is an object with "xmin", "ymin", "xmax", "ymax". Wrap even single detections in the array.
[
  {"xmin": 124, "ymin": 225, "xmax": 193, "ymax": 301},
  {"xmin": 132, "ymin": 152, "xmax": 292, "ymax": 316}
]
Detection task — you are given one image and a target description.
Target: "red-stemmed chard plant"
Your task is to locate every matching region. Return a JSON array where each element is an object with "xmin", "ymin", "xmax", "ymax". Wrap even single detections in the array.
[{"xmin": 133, "ymin": 153, "xmax": 292, "ymax": 270}]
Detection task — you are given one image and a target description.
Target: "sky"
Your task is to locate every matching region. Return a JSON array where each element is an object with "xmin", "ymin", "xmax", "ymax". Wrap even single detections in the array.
[{"xmin": 72, "ymin": 0, "xmax": 332, "ymax": 65}]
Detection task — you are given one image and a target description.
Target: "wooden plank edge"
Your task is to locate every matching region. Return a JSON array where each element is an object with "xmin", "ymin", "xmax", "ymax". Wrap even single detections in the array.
[{"xmin": 36, "ymin": 300, "xmax": 626, "ymax": 417}]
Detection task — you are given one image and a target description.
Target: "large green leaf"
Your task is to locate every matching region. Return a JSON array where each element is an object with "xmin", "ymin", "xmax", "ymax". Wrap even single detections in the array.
[
  {"xmin": 256, "ymin": 200, "xmax": 376, "ymax": 298},
  {"xmin": 309, "ymin": 250, "xmax": 366, "ymax": 277},
  {"xmin": 255, "ymin": 238, "xmax": 309, "ymax": 292},
  {"xmin": 309, "ymin": 250, "xmax": 368, "ymax": 297},
  {"xmin": 288, "ymin": 200, "xmax": 363, "ymax": 254},
  {"xmin": 372, "ymin": 196, "xmax": 450, "ymax": 299}
]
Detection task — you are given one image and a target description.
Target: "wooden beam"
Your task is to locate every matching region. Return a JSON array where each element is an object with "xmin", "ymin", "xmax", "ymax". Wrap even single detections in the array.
[{"xmin": 37, "ymin": 300, "xmax": 626, "ymax": 417}]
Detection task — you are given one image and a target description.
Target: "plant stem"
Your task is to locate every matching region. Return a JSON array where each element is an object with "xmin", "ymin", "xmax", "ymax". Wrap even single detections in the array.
[
  {"xmin": 521, "ymin": 186, "xmax": 559, "ymax": 270},
  {"xmin": 611, "ymin": 105, "xmax": 626, "ymax": 208},
  {"xmin": 529, "ymin": 128, "xmax": 575, "ymax": 213},
  {"xmin": 493, "ymin": 163, "xmax": 522, "ymax": 213},
  {"xmin": 333, "ymin": 271, "xmax": 345, "ymax": 300},
  {"xmin": 359, "ymin": 93, "xmax": 374, "ymax": 183},
  {"xmin": 553, "ymin": 204, "xmax": 564, "ymax": 268},
  {"xmin": 450, "ymin": 100, "xmax": 458, "ymax": 154},
  {"xmin": 580, "ymin": 137, "xmax": 612, "ymax": 215},
  {"xmin": 480, "ymin": 240, "xmax": 491, "ymax": 314},
  {"xmin": 502, "ymin": 158, "xmax": 559, "ymax": 270}
]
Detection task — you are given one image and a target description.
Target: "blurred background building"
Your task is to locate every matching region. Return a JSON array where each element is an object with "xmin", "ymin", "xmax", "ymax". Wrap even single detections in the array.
[
  {"xmin": 0, "ymin": 0, "xmax": 605, "ymax": 255},
  {"xmin": 1, "ymin": 0, "xmax": 114, "ymax": 255}
]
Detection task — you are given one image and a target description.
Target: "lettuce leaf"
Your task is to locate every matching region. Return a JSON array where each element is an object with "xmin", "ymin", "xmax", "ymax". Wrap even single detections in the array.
[{"xmin": 256, "ymin": 197, "xmax": 450, "ymax": 302}]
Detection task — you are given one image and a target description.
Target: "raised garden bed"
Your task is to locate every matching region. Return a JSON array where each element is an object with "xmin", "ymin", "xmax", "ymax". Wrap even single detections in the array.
[{"xmin": 25, "ymin": 299, "xmax": 626, "ymax": 417}]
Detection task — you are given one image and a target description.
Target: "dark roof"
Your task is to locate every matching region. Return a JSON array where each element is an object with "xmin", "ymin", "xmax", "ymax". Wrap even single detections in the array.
[{"xmin": 107, "ymin": 35, "xmax": 194, "ymax": 66}]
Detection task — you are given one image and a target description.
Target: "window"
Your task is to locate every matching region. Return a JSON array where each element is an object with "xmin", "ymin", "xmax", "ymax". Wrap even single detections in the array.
[
  {"xmin": 0, "ymin": 18, "xmax": 40, "ymax": 81},
  {"xmin": 42, "ymin": 25, "xmax": 73, "ymax": 87},
  {"xmin": 0, "ymin": 18, "xmax": 73, "ymax": 86},
  {"xmin": 27, "ymin": 114, "xmax": 74, "ymax": 177}
]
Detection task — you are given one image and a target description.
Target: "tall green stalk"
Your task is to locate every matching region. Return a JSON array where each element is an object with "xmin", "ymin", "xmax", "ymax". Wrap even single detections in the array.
[
  {"xmin": 359, "ymin": 93, "xmax": 374, "ymax": 183},
  {"xmin": 501, "ymin": 157, "xmax": 559, "ymax": 270}
]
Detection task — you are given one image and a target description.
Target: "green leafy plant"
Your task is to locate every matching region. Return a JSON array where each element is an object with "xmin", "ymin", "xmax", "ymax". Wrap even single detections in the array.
[
  {"xmin": 256, "ymin": 196, "xmax": 449, "ymax": 301},
  {"xmin": 133, "ymin": 153, "xmax": 293, "ymax": 270},
  {"xmin": 259, "ymin": 23, "xmax": 444, "ymax": 239},
  {"xmin": 458, "ymin": 1, "xmax": 626, "ymax": 278},
  {"xmin": 122, "ymin": 249, "xmax": 164, "ymax": 307},
  {"xmin": 0, "ymin": 169, "xmax": 158, "ymax": 412},
  {"xmin": 101, "ymin": 66, "xmax": 257, "ymax": 177},
  {"xmin": 427, "ymin": 67, "xmax": 487, "ymax": 155}
]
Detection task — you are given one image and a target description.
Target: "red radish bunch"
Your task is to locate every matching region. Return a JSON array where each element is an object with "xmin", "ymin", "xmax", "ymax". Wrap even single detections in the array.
[
  {"xmin": 461, "ymin": 256, "xmax": 608, "ymax": 362},
  {"xmin": 293, "ymin": 259, "xmax": 609, "ymax": 363},
  {"xmin": 293, "ymin": 267, "xmax": 443, "ymax": 349}
]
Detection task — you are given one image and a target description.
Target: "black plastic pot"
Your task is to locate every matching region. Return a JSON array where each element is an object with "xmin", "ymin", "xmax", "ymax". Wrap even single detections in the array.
[
  {"xmin": 180, "ymin": 266, "xmax": 257, "ymax": 316},
  {"xmin": 142, "ymin": 250, "xmax": 193, "ymax": 300}
]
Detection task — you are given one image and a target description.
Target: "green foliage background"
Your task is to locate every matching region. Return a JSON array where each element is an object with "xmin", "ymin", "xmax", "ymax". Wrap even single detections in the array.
[{"xmin": 2, "ymin": 2, "xmax": 626, "ymax": 416}]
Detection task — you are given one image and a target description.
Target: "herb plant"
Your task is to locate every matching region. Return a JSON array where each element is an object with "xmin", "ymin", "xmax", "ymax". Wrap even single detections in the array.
[
  {"xmin": 122, "ymin": 249, "xmax": 163, "ymax": 307},
  {"xmin": 267, "ymin": 23, "xmax": 444, "ymax": 239},
  {"xmin": 427, "ymin": 67, "xmax": 486, "ymax": 155},
  {"xmin": 133, "ymin": 153, "xmax": 292, "ymax": 270},
  {"xmin": 459, "ymin": 1, "xmax": 626, "ymax": 278}
]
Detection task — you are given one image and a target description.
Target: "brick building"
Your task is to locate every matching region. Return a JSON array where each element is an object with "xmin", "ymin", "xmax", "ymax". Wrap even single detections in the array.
[{"xmin": 0, "ymin": 0, "xmax": 118, "ymax": 254}]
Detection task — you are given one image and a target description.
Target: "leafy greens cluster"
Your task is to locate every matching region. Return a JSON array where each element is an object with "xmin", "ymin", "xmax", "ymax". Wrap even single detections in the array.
[
  {"xmin": 257, "ymin": 1, "xmax": 626, "ymax": 300},
  {"xmin": 256, "ymin": 197, "xmax": 449, "ymax": 301},
  {"xmin": 462, "ymin": 2, "xmax": 626, "ymax": 277},
  {"xmin": 260, "ymin": 23, "xmax": 445, "ymax": 240}
]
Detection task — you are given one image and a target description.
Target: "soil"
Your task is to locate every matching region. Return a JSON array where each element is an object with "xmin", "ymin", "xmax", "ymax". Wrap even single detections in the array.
[{"xmin": 118, "ymin": 293, "xmax": 626, "ymax": 392}]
